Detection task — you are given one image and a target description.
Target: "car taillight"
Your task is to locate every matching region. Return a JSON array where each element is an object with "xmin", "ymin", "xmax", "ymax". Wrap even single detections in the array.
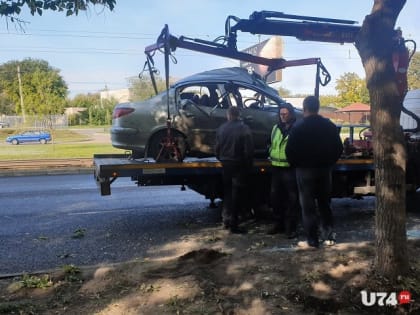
[{"xmin": 113, "ymin": 107, "xmax": 135, "ymax": 119}]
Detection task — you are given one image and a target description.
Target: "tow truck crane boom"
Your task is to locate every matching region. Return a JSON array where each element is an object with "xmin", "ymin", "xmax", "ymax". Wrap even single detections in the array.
[
  {"xmin": 225, "ymin": 10, "xmax": 363, "ymax": 48},
  {"xmin": 144, "ymin": 24, "xmax": 329, "ymax": 83}
]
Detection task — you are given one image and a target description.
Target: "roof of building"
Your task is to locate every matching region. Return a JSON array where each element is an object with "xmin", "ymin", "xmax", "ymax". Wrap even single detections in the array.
[{"xmin": 336, "ymin": 102, "xmax": 370, "ymax": 112}]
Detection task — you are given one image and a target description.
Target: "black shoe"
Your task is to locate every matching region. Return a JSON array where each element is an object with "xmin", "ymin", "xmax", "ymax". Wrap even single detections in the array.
[
  {"xmin": 267, "ymin": 224, "xmax": 285, "ymax": 235},
  {"xmin": 222, "ymin": 221, "xmax": 231, "ymax": 230},
  {"xmin": 230, "ymin": 226, "xmax": 248, "ymax": 234},
  {"xmin": 285, "ymin": 231, "xmax": 298, "ymax": 239}
]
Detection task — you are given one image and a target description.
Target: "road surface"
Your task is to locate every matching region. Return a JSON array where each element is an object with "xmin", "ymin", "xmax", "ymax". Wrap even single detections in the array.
[
  {"xmin": 0, "ymin": 174, "xmax": 219, "ymax": 275},
  {"xmin": 1, "ymin": 173, "xmax": 419, "ymax": 276}
]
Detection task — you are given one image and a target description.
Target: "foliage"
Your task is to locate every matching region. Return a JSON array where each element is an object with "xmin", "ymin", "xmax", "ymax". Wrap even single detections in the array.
[
  {"xmin": 0, "ymin": 58, "xmax": 68, "ymax": 115},
  {"xmin": 334, "ymin": 72, "xmax": 370, "ymax": 107},
  {"xmin": 62, "ymin": 264, "xmax": 81, "ymax": 282},
  {"xmin": 0, "ymin": 91, "xmax": 14, "ymax": 114},
  {"xmin": 408, "ymin": 51, "xmax": 420, "ymax": 90},
  {"xmin": 277, "ymin": 86, "xmax": 292, "ymax": 97},
  {"xmin": 128, "ymin": 74, "xmax": 170, "ymax": 102},
  {"xmin": 0, "ymin": 0, "xmax": 115, "ymax": 19},
  {"xmin": 20, "ymin": 274, "xmax": 52, "ymax": 289},
  {"xmin": 67, "ymin": 93, "xmax": 116, "ymax": 125},
  {"xmin": 68, "ymin": 93, "xmax": 99, "ymax": 108},
  {"xmin": 72, "ymin": 227, "xmax": 86, "ymax": 238},
  {"xmin": 319, "ymin": 94, "xmax": 340, "ymax": 108}
]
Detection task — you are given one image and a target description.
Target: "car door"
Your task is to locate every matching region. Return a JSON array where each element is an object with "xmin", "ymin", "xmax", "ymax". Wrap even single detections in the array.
[
  {"xmin": 176, "ymin": 84, "xmax": 227, "ymax": 155},
  {"xmin": 237, "ymin": 86, "xmax": 280, "ymax": 157},
  {"xmin": 21, "ymin": 131, "xmax": 35, "ymax": 143}
]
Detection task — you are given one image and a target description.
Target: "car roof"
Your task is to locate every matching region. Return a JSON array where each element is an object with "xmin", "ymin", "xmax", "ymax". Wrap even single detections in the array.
[{"xmin": 173, "ymin": 67, "xmax": 282, "ymax": 100}]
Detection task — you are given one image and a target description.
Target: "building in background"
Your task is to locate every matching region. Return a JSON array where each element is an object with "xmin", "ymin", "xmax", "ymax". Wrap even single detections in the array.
[
  {"xmin": 100, "ymin": 88, "xmax": 130, "ymax": 103},
  {"xmin": 284, "ymin": 97, "xmax": 304, "ymax": 108}
]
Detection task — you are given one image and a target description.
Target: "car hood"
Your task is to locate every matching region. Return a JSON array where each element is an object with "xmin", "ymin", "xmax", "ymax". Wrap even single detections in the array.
[{"xmin": 173, "ymin": 67, "xmax": 281, "ymax": 99}]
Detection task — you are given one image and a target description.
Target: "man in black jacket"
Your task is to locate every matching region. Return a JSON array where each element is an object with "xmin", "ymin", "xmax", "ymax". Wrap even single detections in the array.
[
  {"xmin": 286, "ymin": 96, "xmax": 343, "ymax": 248},
  {"xmin": 215, "ymin": 106, "xmax": 254, "ymax": 234}
]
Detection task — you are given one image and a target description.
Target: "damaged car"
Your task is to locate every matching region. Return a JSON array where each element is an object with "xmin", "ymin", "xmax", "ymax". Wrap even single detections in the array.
[{"xmin": 111, "ymin": 67, "xmax": 301, "ymax": 161}]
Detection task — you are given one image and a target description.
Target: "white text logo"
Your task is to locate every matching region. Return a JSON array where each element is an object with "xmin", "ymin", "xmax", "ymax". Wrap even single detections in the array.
[{"xmin": 360, "ymin": 290, "xmax": 411, "ymax": 307}]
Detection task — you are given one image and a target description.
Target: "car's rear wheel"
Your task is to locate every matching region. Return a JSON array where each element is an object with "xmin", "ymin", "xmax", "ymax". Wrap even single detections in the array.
[
  {"xmin": 148, "ymin": 130, "xmax": 187, "ymax": 162},
  {"xmin": 40, "ymin": 139, "xmax": 47, "ymax": 144},
  {"xmin": 11, "ymin": 139, "xmax": 18, "ymax": 145}
]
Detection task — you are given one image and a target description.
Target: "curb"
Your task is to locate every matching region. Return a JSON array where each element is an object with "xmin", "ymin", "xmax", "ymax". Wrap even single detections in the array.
[{"xmin": 0, "ymin": 167, "xmax": 93, "ymax": 177}]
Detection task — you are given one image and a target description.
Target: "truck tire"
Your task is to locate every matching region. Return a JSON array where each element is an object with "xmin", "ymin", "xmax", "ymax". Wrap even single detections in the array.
[
  {"xmin": 147, "ymin": 130, "xmax": 187, "ymax": 162},
  {"xmin": 406, "ymin": 191, "xmax": 420, "ymax": 212}
]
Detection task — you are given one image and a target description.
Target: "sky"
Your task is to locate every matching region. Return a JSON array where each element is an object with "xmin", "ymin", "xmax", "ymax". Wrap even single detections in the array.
[{"xmin": 1, "ymin": 0, "xmax": 419, "ymax": 98}]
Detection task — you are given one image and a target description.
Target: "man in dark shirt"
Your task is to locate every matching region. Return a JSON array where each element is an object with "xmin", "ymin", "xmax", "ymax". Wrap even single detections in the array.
[
  {"xmin": 286, "ymin": 96, "xmax": 343, "ymax": 248},
  {"xmin": 215, "ymin": 106, "xmax": 254, "ymax": 234}
]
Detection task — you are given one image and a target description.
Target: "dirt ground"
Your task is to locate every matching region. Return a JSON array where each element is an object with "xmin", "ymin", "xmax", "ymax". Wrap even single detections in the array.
[{"xmin": 1, "ymin": 199, "xmax": 420, "ymax": 315}]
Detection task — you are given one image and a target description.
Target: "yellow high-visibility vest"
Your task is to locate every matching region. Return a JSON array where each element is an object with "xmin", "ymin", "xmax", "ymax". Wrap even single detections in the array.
[{"xmin": 269, "ymin": 125, "xmax": 290, "ymax": 167}]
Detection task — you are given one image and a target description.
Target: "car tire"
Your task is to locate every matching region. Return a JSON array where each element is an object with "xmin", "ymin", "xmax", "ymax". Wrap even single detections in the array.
[
  {"xmin": 40, "ymin": 139, "xmax": 47, "ymax": 144},
  {"xmin": 11, "ymin": 139, "xmax": 19, "ymax": 145},
  {"xmin": 148, "ymin": 130, "xmax": 187, "ymax": 162}
]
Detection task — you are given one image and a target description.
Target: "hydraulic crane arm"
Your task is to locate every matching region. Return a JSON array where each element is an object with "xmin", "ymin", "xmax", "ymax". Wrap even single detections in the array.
[
  {"xmin": 225, "ymin": 11, "xmax": 363, "ymax": 49},
  {"xmin": 144, "ymin": 25, "xmax": 331, "ymax": 98},
  {"xmin": 144, "ymin": 24, "xmax": 326, "ymax": 74}
]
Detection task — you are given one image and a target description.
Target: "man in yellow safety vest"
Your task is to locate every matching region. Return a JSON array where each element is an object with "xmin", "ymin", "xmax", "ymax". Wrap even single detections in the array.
[{"xmin": 267, "ymin": 103, "xmax": 300, "ymax": 238}]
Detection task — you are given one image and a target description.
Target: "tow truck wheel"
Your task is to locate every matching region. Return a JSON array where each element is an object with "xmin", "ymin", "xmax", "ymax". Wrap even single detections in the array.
[
  {"xmin": 148, "ymin": 130, "xmax": 187, "ymax": 162},
  {"xmin": 406, "ymin": 191, "xmax": 420, "ymax": 212}
]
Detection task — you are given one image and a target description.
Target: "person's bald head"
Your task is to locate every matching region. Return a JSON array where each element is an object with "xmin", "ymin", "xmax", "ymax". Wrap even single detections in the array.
[
  {"xmin": 227, "ymin": 106, "xmax": 240, "ymax": 121},
  {"xmin": 303, "ymin": 96, "xmax": 320, "ymax": 117}
]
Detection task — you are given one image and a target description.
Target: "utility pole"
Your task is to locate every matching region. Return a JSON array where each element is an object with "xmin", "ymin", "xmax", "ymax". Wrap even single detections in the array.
[{"xmin": 17, "ymin": 65, "xmax": 26, "ymax": 123}]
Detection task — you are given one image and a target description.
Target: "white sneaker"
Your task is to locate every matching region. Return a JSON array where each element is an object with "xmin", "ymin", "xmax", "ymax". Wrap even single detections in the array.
[
  {"xmin": 296, "ymin": 241, "xmax": 319, "ymax": 250},
  {"xmin": 323, "ymin": 231, "xmax": 336, "ymax": 246},
  {"xmin": 323, "ymin": 239, "xmax": 336, "ymax": 246}
]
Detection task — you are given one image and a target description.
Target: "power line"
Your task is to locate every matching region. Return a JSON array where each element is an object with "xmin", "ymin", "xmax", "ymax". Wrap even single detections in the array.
[{"xmin": 2, "ymin": 47, "xmax": 141, "ymax": 55}]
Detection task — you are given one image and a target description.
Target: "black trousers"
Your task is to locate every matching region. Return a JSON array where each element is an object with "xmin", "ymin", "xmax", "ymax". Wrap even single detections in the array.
[
  {"xmin": 295, "ymin": 167, "xmax": 334, "ymax": 246},
  {"xmin": 221, "ymin": 161, "xmax": 250, "ymax": 228},
  {"xmin": 270, "ymin": 166, "xmax": 299, "ymax": 234}
]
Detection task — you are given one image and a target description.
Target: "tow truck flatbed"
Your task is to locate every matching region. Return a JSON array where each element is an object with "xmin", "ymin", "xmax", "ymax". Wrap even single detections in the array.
[{"xmin": 94, "ymin": 154, "xmax": 375, "ymax": 199}]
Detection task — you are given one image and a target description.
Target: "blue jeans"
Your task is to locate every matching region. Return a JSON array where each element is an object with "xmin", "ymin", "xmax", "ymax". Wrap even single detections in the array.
[{"xmin": 295, "ymin": 167, "xmax": 334, "ymax": 246}]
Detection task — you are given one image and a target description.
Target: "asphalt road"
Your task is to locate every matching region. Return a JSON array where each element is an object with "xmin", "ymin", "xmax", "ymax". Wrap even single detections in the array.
[
  {"xmin": 0, "ymin": 174, "xmax": 220, "ymax": 275},
  {"xmin": 1, "ymin": 173, "xmax": 419, "ymax": 276}
]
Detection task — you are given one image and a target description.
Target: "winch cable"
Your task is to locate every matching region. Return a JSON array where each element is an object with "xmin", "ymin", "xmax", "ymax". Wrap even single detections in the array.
[
  {"xmin": 139, "ymin": 54, "xmax": 159, "ymax": 95},
  {"xmin": 155, "ymin": 25, "xmax": 183, "ymax": 162}
]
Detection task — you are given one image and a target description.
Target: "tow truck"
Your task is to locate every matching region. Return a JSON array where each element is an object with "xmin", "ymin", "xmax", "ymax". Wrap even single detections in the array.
[{"xmin": 94, "ymin": 11, "xmax": 419, "ymax": 209}]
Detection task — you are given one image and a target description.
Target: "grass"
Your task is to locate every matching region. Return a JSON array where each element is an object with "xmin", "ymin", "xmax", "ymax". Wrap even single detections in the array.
[
  {"xmin": 0, "ymin": 143, "xmax": 122, "ymax": 160},
  {"xmin": 0, "ymin": 128, "xmax": 123, "ymax": 160}
]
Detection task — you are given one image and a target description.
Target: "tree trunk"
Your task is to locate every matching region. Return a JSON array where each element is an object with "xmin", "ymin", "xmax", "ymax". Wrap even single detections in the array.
[{"xmin": 355, "ymin": 0, "xmax": 409, "ymax": 279}]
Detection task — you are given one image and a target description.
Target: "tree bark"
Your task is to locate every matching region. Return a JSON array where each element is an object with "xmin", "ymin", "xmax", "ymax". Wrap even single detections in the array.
[{"xmin": 355, "ymin": 0, "xmax": 409, "ymax": 279}]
